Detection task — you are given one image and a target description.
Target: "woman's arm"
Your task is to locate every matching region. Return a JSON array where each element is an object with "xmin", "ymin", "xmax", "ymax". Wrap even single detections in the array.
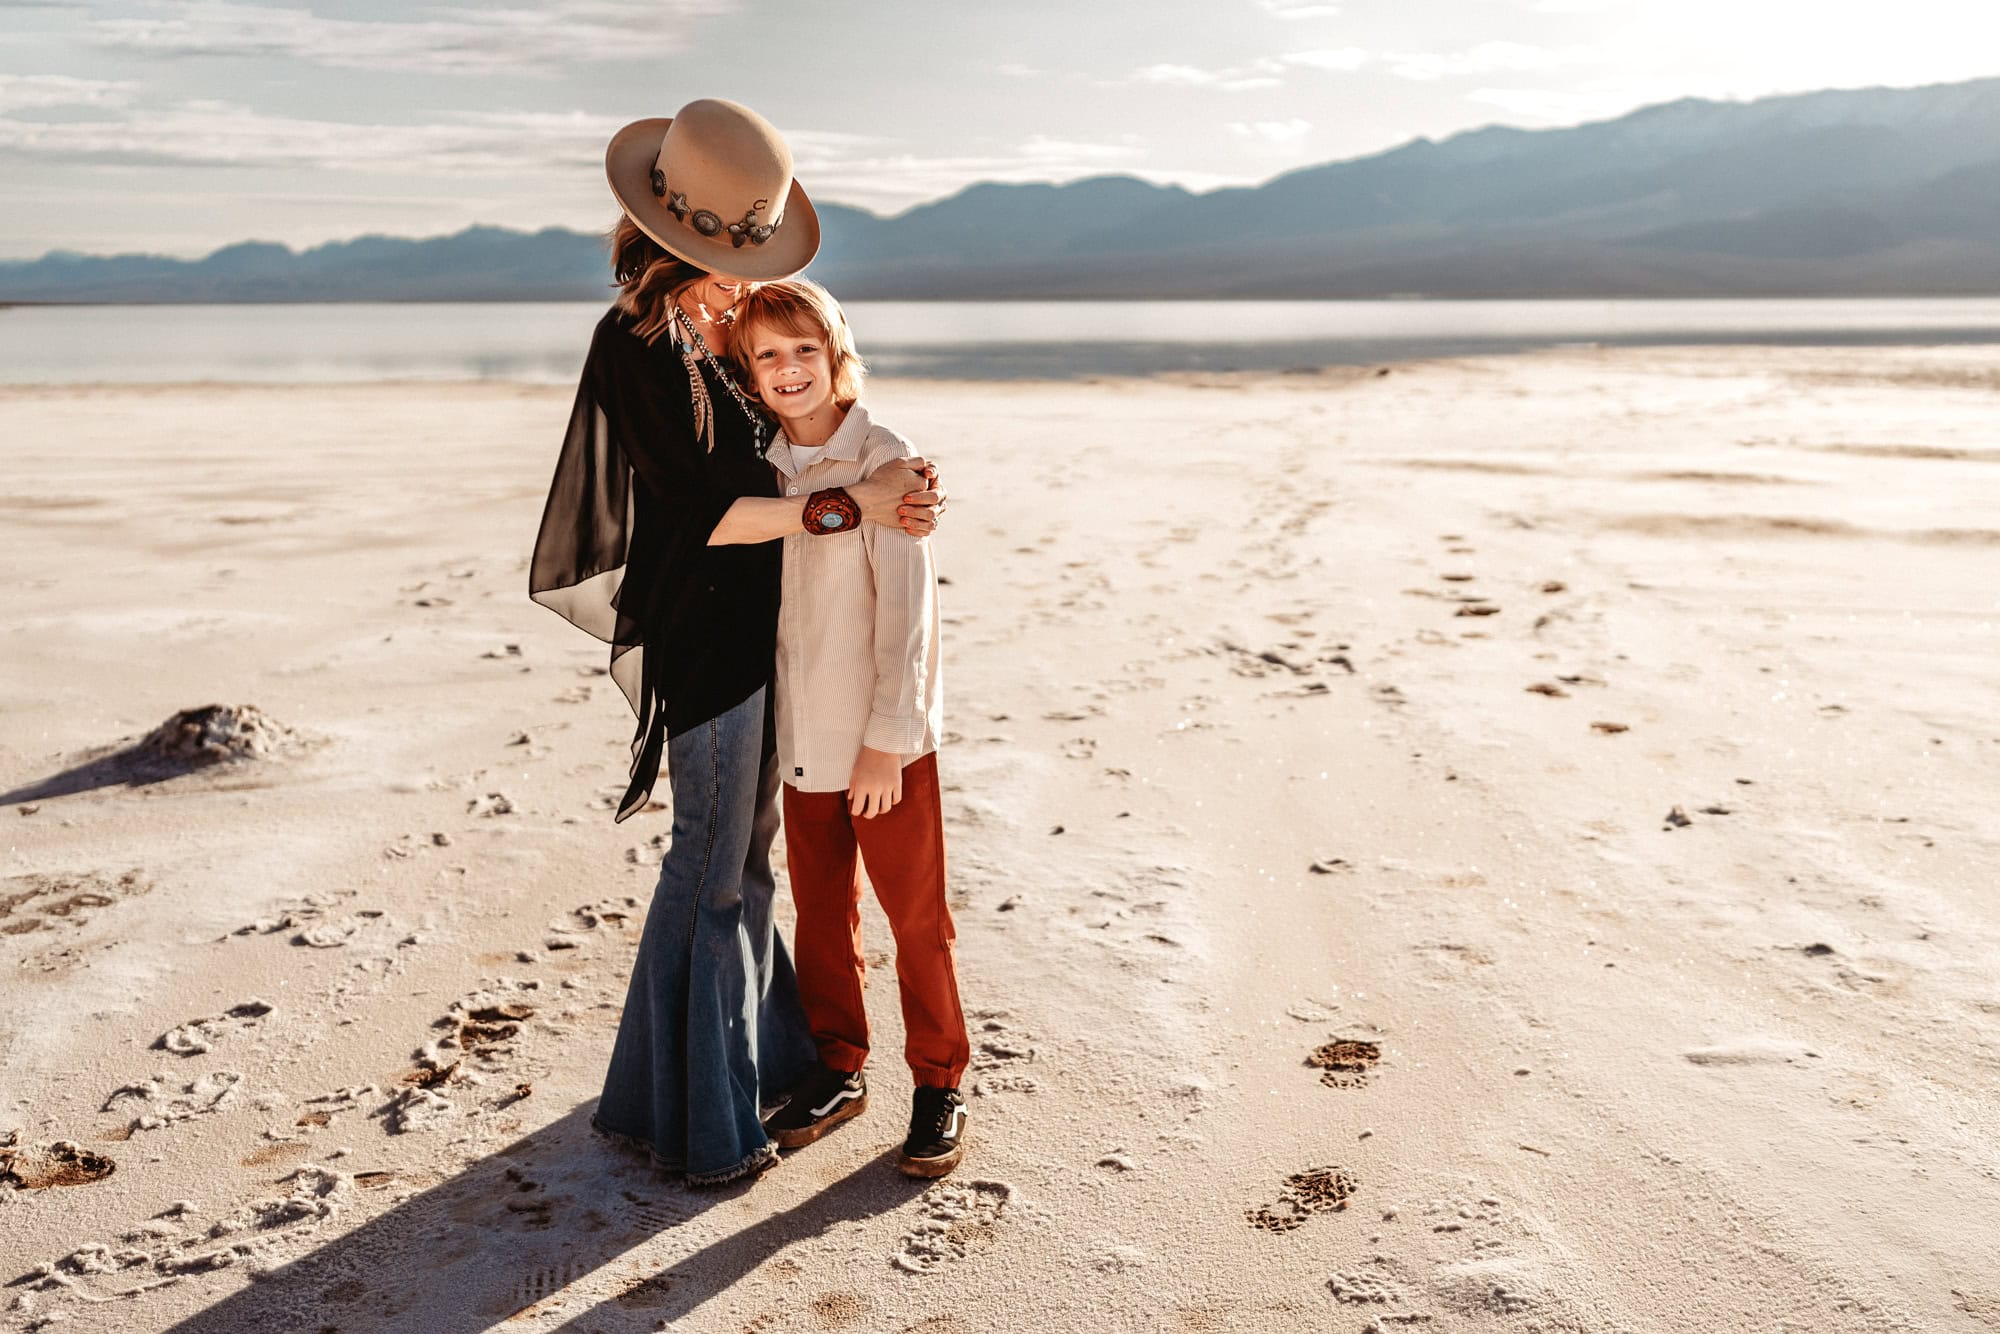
[{"xmin": 707, "ymin": 456, "xmax": 947, "ymax": 546}]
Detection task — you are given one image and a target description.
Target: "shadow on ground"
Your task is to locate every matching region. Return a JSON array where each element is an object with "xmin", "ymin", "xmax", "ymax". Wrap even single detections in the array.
[
  {"xmin": 0, "ymin": 746, "xmax": 200, "ymax": 806},
  {"xmin": 162, "ymin": 1103, "xmax": 921, "ymax": 1334},
  {"xmin": 2, "ymin": 704, "xmax": 302, "ymax": 807}
]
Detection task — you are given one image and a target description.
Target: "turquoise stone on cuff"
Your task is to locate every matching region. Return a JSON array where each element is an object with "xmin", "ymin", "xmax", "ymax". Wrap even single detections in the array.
[{"xmin": 820, "ymin": 514, "xmax": 844, "ymax": 529}]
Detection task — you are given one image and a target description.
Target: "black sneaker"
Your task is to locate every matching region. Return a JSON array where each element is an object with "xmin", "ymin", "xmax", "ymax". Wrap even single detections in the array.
[
  {"xmin": 765, "ymin": 1063, "xmax": 867, "ymax": 1150},
  {"xmin": 898, "ymin": 1086, "xmax": 966, "ymax": 1178}
]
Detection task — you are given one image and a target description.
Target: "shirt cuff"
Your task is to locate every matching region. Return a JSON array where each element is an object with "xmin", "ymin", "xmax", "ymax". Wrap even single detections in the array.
[{"xmin": 863, "ymin": 713, "xmax": 926, "ymax": 756}]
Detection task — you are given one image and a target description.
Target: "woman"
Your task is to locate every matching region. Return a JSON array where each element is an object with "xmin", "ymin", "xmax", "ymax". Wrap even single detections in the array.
[{"xmin": 528, "ymin": 99, "xmax": 945, "ymax": 1185}]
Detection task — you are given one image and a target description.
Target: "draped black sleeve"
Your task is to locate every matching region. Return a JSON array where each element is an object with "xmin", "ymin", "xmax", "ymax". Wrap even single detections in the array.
[{"xmin": 528, "ymin": 308, "xmax": 781, "ymax": 822}]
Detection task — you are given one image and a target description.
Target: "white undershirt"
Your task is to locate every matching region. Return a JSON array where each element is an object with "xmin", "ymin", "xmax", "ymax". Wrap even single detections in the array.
[{"xmin": 786, "ymin": 442, "xmax": 830, "ymax": 471}]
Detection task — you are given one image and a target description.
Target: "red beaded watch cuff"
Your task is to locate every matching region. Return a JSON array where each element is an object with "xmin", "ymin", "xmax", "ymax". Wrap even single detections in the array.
[{"xmin": 802, "ymin": 487, "xmax": 862, "ymax": 535}]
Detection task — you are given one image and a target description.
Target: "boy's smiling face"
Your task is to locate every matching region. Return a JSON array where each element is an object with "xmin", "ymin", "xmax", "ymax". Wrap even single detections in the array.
[{"xmin": 743, "ymin": 319, "xmax": 839, "ymax": 432}]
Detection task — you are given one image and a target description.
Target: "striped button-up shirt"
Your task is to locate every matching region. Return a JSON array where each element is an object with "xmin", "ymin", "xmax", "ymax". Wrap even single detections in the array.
[{"xmin": 769, "ymin": 403, "xmax": 943, "ymax": 793}]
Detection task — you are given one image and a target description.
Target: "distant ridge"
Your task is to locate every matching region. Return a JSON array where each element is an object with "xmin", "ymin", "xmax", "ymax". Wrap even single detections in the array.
[{"xmin": 6, "ymin": 77, "xmax": 2000, "ymax": 302}]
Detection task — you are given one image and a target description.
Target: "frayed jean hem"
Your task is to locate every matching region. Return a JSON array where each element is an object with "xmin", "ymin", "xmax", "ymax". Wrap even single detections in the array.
[
  {"xmin": 685, "ymin": 1141, "xmax": 779, "ymax": 1186},
  {"xmin": 590, "ymin": 1111, "xmax": 777, "ymax": 1186}
]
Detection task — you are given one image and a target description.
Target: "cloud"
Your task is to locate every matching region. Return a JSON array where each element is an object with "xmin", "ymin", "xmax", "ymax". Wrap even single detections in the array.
[
  {"xmin": 0, "ymin": 98, "xmax": 1222, "ymax": 215},
  {"xmin": 996, "ymin": 62, "xmax": 1039, "ymax": 78},
  {"xmin": 780, "ymin": 130, "xmax": 1254, "ymax": 212},
  {"xmin": 1464, "ymin": 81, "xmax": 1700, "ymax": 125},
  {"xmin": 88, "ymin": 0, "xmax": 736, "ymax": 76},
  {"xmin": 790, "ymin": 132, "xmax": 1143, "ymax": 207},
  {"xmin": 0, "ymin": 101, "xmax": 620, "ymax": 172},
  {"xmin": 1384, "ymin": 41, "xmax": 1569, "ymax": 82},
  {"xmin": 1127, "ymin": 60, "xmax": 1284, "ymax": 91},
  {"xmin": 1282, "ymin": 47, "xmax": 1368, "ymax": 72},
  {"xmin": 1259, "ymin": 0, "xmax": 1342, "ymax": 16},
  {"xmin": 1229, "ymin": 118, "xmax": 1313, "ymax": 147},
  {"xmin": 0, "ymin": 74, "xmax": 137, "ymax": 110},
  {"xmin": 1123, "ymin": 48, "xmax": 1365, "ymax": 89},
  {"xmin": 1464, "ymin": 86, "xmax": 1620, "ymax": 122},
  {"xmin": 1011, "ymin": 133, "xmax": 1138, "ymax": 164}
]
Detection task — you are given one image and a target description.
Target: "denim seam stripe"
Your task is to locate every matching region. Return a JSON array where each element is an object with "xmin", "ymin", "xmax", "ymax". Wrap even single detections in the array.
[{"xmin": 682, "ymin": 717, "xmax": 722, "ymax": 962}]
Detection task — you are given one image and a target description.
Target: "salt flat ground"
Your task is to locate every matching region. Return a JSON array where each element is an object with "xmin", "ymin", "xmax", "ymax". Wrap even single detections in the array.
[{"xmin": 1, "ymin": 345, "xmax": 1996, "ymax": 1333}]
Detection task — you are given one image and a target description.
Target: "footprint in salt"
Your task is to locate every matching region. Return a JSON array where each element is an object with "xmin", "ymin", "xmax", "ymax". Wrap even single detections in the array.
[
  {"xmin": 378, "ymin": 990, "xmax": 541, "ymax": 1131},
  {"xmin": 0, "ymin": 869, "xmax": 153, "ymax": 946},
  {"xmin": 1244, "ymin": 1165, "xmax": 1357, "ymax": 1233},
  {"xmin": 1092, "ymin": 1245, "xmax": 1150, "ymax": 1274},
  {"xmin": 295, "ymin": 1084, "xmax": 377, "ymax": 1130},
  {"xmin": 154, "ymin": 1000, "xmax": 274, "ymax": 1056},
  {"xmin": 497, "ymin": 1166, "xmax": 556, "ymax": 1230},
  {"xmin": 498, "ymin": 1255, "xmax": 588, "ymax": 1321},
  {"xmin": 624, "ymin": 835, "xmax": 667, "ymax": 867},
  {"xmin": 967, "ymin": 1010, "xmax": 1039, "ymax": 1098},
  {"xmin": 8, "ymin": 1168, "xmax": 358, "ymax": 1313},
  {"xmin": 1306, "ymin": 1038, "xmax": 1382, "ymax": 1089},
  {"xmin": 610, "ymin": 1271, "xmax": 676, "ymax": 1311},
  {"xmin": 891, "ymin": 1180, "xmax": 1015, "ymax": 1274},
  {"xmin": 102, "ymin": 1071, "xmax": 244, "ymax": 1138},
  {"xmin": 1328, "ymin": 1254, "xmax": 1424, "ymax": 1309},
  {"xmin": 0, "ymin": 1133, "xmax": 116, "ymax": 1189},
  {"xmin": 1432, "ymin": 1255, "xmax": 1553, "ymax": 1318},
  {"xmin": 467, "ymin": 792, "xmax": 516, "ymax": 817},
  {"xmin": 617, "ymin": 1187, "xmax": 697, "ymax": 1238},
  {"xmin": 228, "ymin": 887, "xmax": 356, "ymax": 940},
  {"xmin": 1421, "ymin": 1191, "xmax": 1508, "ymax": 1236},
  {"xmin": 808, "ymin": 1292, "xmax": 874, "ymax": 1327},
  {"xmin": 161, "ymin": 1165, "xmax": 351, "ymax": 1277}
]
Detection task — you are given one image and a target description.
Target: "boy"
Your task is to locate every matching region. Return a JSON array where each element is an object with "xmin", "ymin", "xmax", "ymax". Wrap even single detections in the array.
[{"xmin": 730, "ymin": 279, "xmax": 970, "ymax": 1178}]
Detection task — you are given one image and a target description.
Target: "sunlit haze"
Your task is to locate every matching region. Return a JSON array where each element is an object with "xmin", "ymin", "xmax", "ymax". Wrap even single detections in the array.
[{"xmin": 3, "ymin": 0, "xmax": 1999, "ymax": 257}]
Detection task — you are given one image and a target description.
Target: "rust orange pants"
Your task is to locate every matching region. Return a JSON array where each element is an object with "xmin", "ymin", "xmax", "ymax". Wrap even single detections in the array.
[{"xmin": 781, "ymin": 752, "xmax": 970, "ymax": 1088}]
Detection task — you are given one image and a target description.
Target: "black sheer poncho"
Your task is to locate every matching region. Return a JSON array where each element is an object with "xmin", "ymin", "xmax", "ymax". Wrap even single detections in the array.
[{"xmin": 529, "ymin": 307, "xmax": 780, "ymax": 821}]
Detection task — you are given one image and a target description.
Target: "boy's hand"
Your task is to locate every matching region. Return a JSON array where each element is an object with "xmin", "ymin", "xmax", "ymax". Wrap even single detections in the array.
[
  {"xmin": 851, "ymin": 458, "xmax": 945, "ymax": 536},
  {"xmin": 848, "ymin": 746, "xmax": 904, "ymax": 819}
]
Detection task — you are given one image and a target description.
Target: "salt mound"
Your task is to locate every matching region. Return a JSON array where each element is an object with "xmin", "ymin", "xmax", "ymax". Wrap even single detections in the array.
[
  {"xmin": 0, "ymin": 705, "xmax": 313, "ymax": 804},
  {"xmin": 140, "ymin": 705, "xmax": 299, "ymax": 766}
]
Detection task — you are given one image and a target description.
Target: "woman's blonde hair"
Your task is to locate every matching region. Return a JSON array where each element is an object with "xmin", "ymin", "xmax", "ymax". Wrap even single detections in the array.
[
  {"xmin": 607, "ymin": 214, "xmax": 709, "ymax": 343},
  {"xmin": 729, "ymin": 278, "xmax": 867, "ymax": 409}
]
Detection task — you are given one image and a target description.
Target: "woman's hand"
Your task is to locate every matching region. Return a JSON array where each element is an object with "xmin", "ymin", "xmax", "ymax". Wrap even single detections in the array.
[
  {"xmin": 851, "ymin": 458, "xmax": 947, "ymax": 537},
  {"xmin": 848, "ymin": 746, "xmax": 905, "ymax": 819}
]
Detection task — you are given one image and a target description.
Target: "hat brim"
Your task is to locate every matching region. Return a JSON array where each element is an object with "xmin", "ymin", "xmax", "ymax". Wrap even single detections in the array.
[{"xmin": 606, "ymin": 117, "xmax": 820, "ymax": 282}]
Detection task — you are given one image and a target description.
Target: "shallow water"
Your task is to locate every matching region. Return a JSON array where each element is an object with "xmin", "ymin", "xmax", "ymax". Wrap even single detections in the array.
[{"xmin": 4, "ymin": 297, "xmax": 2000, "ymax": 384}]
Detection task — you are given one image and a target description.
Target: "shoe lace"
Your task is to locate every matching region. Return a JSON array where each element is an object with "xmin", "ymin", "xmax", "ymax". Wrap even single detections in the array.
[{"xmin": 916, "ymin": 1093, "xmax": 956, "ymax": 1139}]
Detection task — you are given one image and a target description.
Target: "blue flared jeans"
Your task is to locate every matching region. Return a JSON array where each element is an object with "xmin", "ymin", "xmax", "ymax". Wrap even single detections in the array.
[{"xmin": 592, "ymin": 686, "xmax": 818, "ymax": 1184}]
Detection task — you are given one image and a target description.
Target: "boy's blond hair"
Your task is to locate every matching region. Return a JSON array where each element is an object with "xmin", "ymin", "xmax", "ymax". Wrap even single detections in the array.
[{"xmin": 729, "ymin": 278, "xmax": 868, "ymax": 409}]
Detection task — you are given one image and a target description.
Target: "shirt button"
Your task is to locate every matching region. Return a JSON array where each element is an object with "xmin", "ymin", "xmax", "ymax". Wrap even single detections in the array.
[{"xmin": 789, "ymin": 487, "xmax": 798, "ymax": 495}]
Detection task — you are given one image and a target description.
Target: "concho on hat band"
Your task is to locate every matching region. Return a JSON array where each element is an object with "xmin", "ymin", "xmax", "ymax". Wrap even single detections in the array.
[{"xmin": 651, "ymin": 166, "xmax": 780, "ymax": 248}]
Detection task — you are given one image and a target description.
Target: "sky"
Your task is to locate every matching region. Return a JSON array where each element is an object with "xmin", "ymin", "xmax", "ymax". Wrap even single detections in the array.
[{"xmin": 3, "ymin": 0, "xmax": 1999, "ymax": 259}]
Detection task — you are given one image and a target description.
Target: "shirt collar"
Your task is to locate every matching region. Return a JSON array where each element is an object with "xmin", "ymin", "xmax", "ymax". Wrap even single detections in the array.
[
  {"xmin": 824, "ymin": 402, "xmax": 870, "ymax": 462},
  {"xmin": 770, "ymin": 402, "xmax": 870, "ymax": 479}
]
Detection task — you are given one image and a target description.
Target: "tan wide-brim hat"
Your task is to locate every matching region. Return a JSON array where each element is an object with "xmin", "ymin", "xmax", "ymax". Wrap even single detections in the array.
[{"xmin": 606, "ymin": 99, "xmax": 820, "ymax": 282}]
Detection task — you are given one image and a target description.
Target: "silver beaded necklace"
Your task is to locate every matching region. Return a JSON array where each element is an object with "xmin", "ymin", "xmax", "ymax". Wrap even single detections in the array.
[{"xmin": 672, "ymin": 305, "xmax": 769, "ymax": 459}]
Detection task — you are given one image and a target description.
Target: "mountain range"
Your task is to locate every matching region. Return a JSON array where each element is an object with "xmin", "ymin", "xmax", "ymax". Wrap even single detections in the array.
[{"xmin": 7, "ymin": 76, "xmax": 2000, "ymax": 302}]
